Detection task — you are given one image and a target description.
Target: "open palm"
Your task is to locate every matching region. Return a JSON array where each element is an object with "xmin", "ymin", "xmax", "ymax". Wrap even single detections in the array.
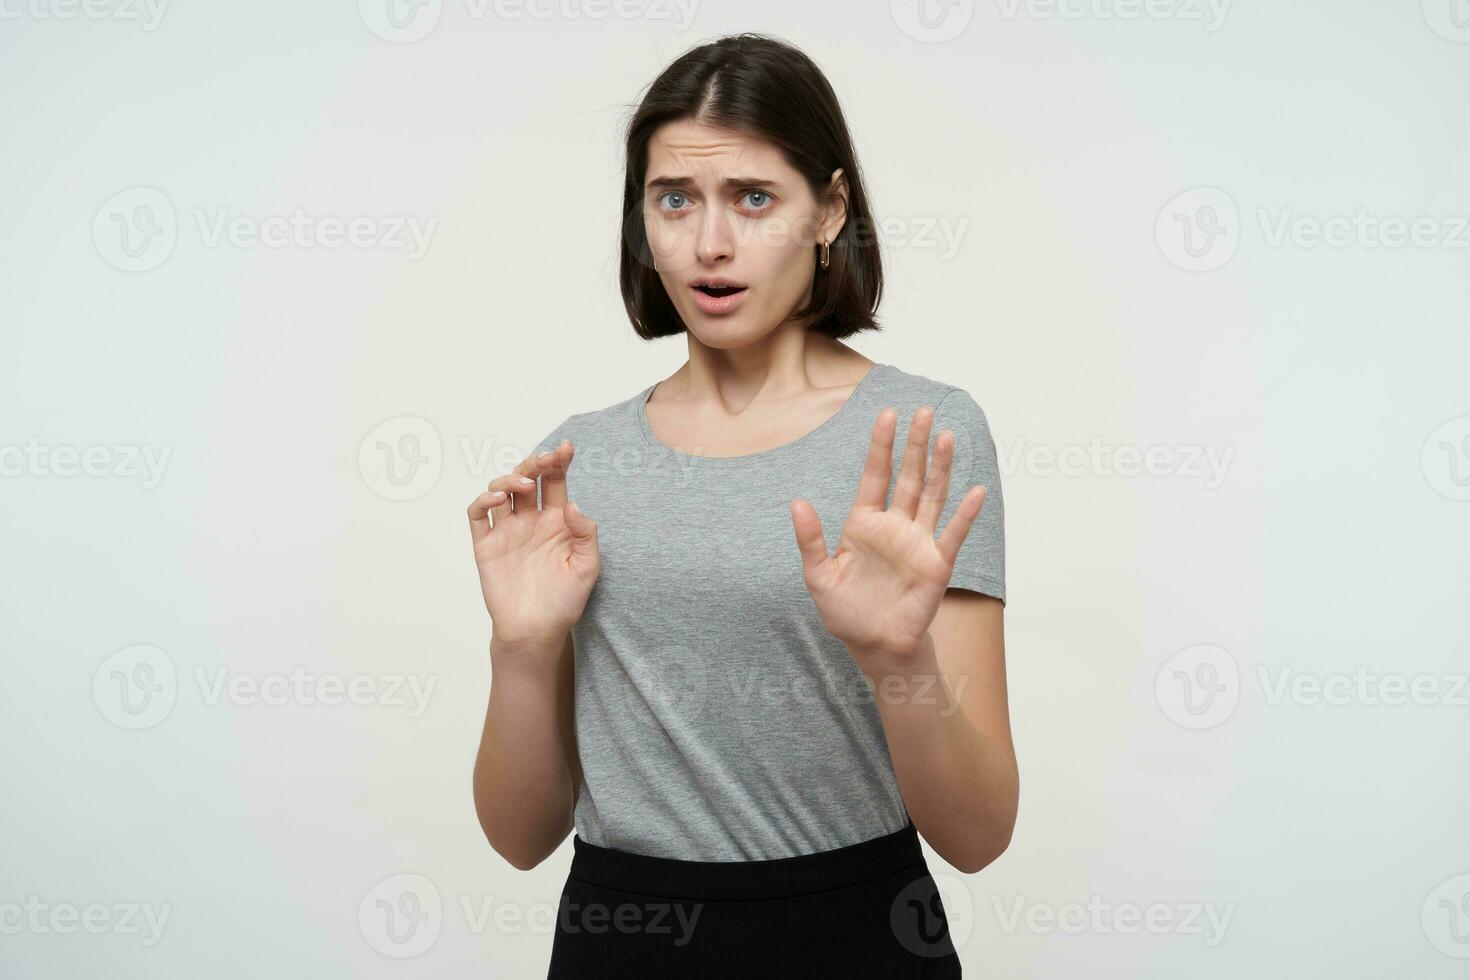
[{"xmin": 790, "ymin": 405, "xmax": 987, "ymax": 660}]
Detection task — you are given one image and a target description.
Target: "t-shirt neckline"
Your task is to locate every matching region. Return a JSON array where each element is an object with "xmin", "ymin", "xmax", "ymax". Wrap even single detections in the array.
[{"xmin": 635, "ymin": 362, "xmax": 891, "ymax": 465}]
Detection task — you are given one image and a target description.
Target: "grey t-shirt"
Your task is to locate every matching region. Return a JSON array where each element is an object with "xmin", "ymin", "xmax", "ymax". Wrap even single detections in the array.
[{"xmin": 527, "ymin": 361, "xmax": 1005, "ymax": 861}]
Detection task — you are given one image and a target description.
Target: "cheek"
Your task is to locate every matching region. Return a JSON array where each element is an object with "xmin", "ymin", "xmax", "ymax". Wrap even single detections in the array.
[
  {"xmin": 748, "ymin": 236, "xmax": 813, "ymax": 298},
  {"xmin": 645, "ymin": 219, "xmax": 699, "ymax": 278},
  {"xmin": 643, "ymin": 213, "xmax": 680, "ymax": 260}
]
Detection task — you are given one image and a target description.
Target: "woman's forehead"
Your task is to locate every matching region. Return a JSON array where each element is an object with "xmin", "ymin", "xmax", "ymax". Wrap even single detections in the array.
[{"xmin": 647, "ymin": 121, "xmax": 783, "ymax": 170}]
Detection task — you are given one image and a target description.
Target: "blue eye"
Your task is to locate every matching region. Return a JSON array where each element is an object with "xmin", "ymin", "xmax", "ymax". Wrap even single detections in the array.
[{"xmin": 656, "ymin": 189, "xmax": 772, "ymax": 213}]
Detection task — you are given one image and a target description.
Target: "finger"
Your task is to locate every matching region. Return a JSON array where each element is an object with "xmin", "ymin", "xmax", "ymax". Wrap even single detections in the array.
[
  {"xmin": 890, "ymin": 405, "xmax": 935, "ymax": 520},
  {"xmin": 468, "ymin": 489, "xmax": 508, "ymax": 543},
  {"xmin": 936, "ymin": 485, "xmax": 987, "ymax": 568},
  {"xmin": 563, "ymin": 499, "xmax": 598, "ymax": 547},
  {"xmin": 915, "ymin": 429, "xmax": 955, "ymax": 534},
  {"xmin": 852, "ymin": 408, "xmax": 898, "ymax": 510},
  {"xmin": 538, "ymin": 439, "xmax": 573, "ymax": 509},
  {"xmin": 487, "ymin": 469, "xmax": 538, "ymax": 520},
  {"xmin": 789, "ymin": 499, "xmax": 829, "ymax": 579},
  {"xmin": 503, "ymin": 448, "xmax": 564, "ymax": 515}
]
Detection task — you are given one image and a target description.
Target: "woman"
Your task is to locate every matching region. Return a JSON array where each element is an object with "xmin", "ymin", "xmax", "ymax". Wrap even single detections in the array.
[{"xmin": 468, "ymin": 33, "xmax": 1016, "ymax": 978}]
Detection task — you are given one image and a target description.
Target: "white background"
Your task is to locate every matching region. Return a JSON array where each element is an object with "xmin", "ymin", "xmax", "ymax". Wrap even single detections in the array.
[{"xmin": 2, "ymin": 0, "xmax": 1468, "ymax": 976}]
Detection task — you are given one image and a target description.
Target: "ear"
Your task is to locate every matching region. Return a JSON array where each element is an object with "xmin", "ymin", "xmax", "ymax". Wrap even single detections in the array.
[{"xmin": 818, "ymin": 167, "xmax": 849, "ymax": 245}]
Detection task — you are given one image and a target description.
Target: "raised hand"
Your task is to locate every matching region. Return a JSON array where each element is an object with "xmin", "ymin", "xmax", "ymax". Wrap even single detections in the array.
[
  {"xmin": 467, "ymin": 439, "xmax": 600, "ymax": 652},
  {"xmin": 789, "ymin": 406, "xmax": 986, "ymax": 664}
]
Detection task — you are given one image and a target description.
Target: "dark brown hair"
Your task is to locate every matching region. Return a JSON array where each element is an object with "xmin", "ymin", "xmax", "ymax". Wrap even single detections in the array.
[{"xmin": 618, "ymin": 33, "xmax": 883, "ymax": 340}]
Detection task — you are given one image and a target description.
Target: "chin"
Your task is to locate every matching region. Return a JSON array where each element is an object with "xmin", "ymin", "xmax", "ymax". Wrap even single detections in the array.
[{"xmin": 681, "ymin": 313, "xmax": 763, "ymax": 347}]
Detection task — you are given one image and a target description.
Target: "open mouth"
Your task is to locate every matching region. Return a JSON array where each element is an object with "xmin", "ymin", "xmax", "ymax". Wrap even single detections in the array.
[{"xmin": 689, "ymin": 279, "xmax": 749, "ymax": 314}]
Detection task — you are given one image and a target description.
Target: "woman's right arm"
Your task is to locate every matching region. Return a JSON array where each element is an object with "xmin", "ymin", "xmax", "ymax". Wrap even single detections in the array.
[
  {"xmin": 473, "ymin": 630, "xmax": 581, "ymax": 870},
  {"xmin": 467, "ymin": 439, "xmax": 598, "ymax": 870}
]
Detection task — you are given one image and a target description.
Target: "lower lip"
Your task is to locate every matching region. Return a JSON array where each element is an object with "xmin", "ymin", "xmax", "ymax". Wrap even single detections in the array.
[{"xmin": 691, "ymin": 286, "xmax": 748, "ymax": 315}]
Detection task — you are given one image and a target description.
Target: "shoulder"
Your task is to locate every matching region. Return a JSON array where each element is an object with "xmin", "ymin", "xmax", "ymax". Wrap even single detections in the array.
[
  {"xmin": 875, "ymin": 363, "xmax": 996, "ymax": 435},
  {"xmin": 531, "ymin": 383, "xmax": 652, "ymax": 455}
]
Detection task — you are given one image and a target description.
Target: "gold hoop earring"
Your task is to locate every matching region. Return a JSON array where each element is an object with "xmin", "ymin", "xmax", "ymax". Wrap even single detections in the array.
[{"xmin": 819, "ymin": 239, "xmax": 830, "ymax": 270}]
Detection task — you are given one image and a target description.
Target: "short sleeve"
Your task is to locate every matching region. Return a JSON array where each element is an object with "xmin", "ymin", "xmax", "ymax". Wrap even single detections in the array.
[{"xmin": 929, "ymin": 388, "xmax": 1005, "ymax": 605}]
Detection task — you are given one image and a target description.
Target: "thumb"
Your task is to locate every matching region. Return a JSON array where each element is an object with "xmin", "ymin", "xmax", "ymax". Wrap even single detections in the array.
[
  {"xmin": 789, "ymin": 499, "xmax": 829, "ymax": 578},
  {"xmin": 563, "ymin": 500, "xmax": 598, "ymax": 544}
]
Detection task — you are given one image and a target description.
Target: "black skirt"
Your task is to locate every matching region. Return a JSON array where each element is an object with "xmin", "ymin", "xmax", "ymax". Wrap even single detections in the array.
[{"xmin": 546, "ymin": 820, "xmax": 962, "ymax": 978}]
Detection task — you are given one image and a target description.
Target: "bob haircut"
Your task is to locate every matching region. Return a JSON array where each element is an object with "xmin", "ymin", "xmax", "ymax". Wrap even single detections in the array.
[{"xmin": 618, "ymin": 33, "xmax": 884, "ymax": 341}]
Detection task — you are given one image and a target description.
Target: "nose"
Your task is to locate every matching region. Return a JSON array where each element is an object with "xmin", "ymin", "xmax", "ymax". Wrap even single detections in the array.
[{"xmin": 693, "ymin": 206, "xmax": 735, "ymax": 266}]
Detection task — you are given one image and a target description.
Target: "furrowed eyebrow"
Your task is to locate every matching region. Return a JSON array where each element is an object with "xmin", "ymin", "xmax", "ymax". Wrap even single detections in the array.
[{"xmin": 645, "ymin": 176, "xmax": 781, "ymax": 191}]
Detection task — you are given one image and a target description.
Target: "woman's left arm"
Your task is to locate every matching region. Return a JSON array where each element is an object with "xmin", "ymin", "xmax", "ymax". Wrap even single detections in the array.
[
  {"xmin": 789, "ymin": 401, "xmax": 1018, "ymax": 874},
  {"xmin": 850, "ymin": 594, "xmax": 1017, "ymax": 875}
]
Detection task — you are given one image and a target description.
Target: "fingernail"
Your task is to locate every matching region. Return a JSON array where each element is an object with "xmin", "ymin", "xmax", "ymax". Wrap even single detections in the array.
[{"xmin": 519, "ymin": 476, "xmax": 535, "ymax": 485}]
